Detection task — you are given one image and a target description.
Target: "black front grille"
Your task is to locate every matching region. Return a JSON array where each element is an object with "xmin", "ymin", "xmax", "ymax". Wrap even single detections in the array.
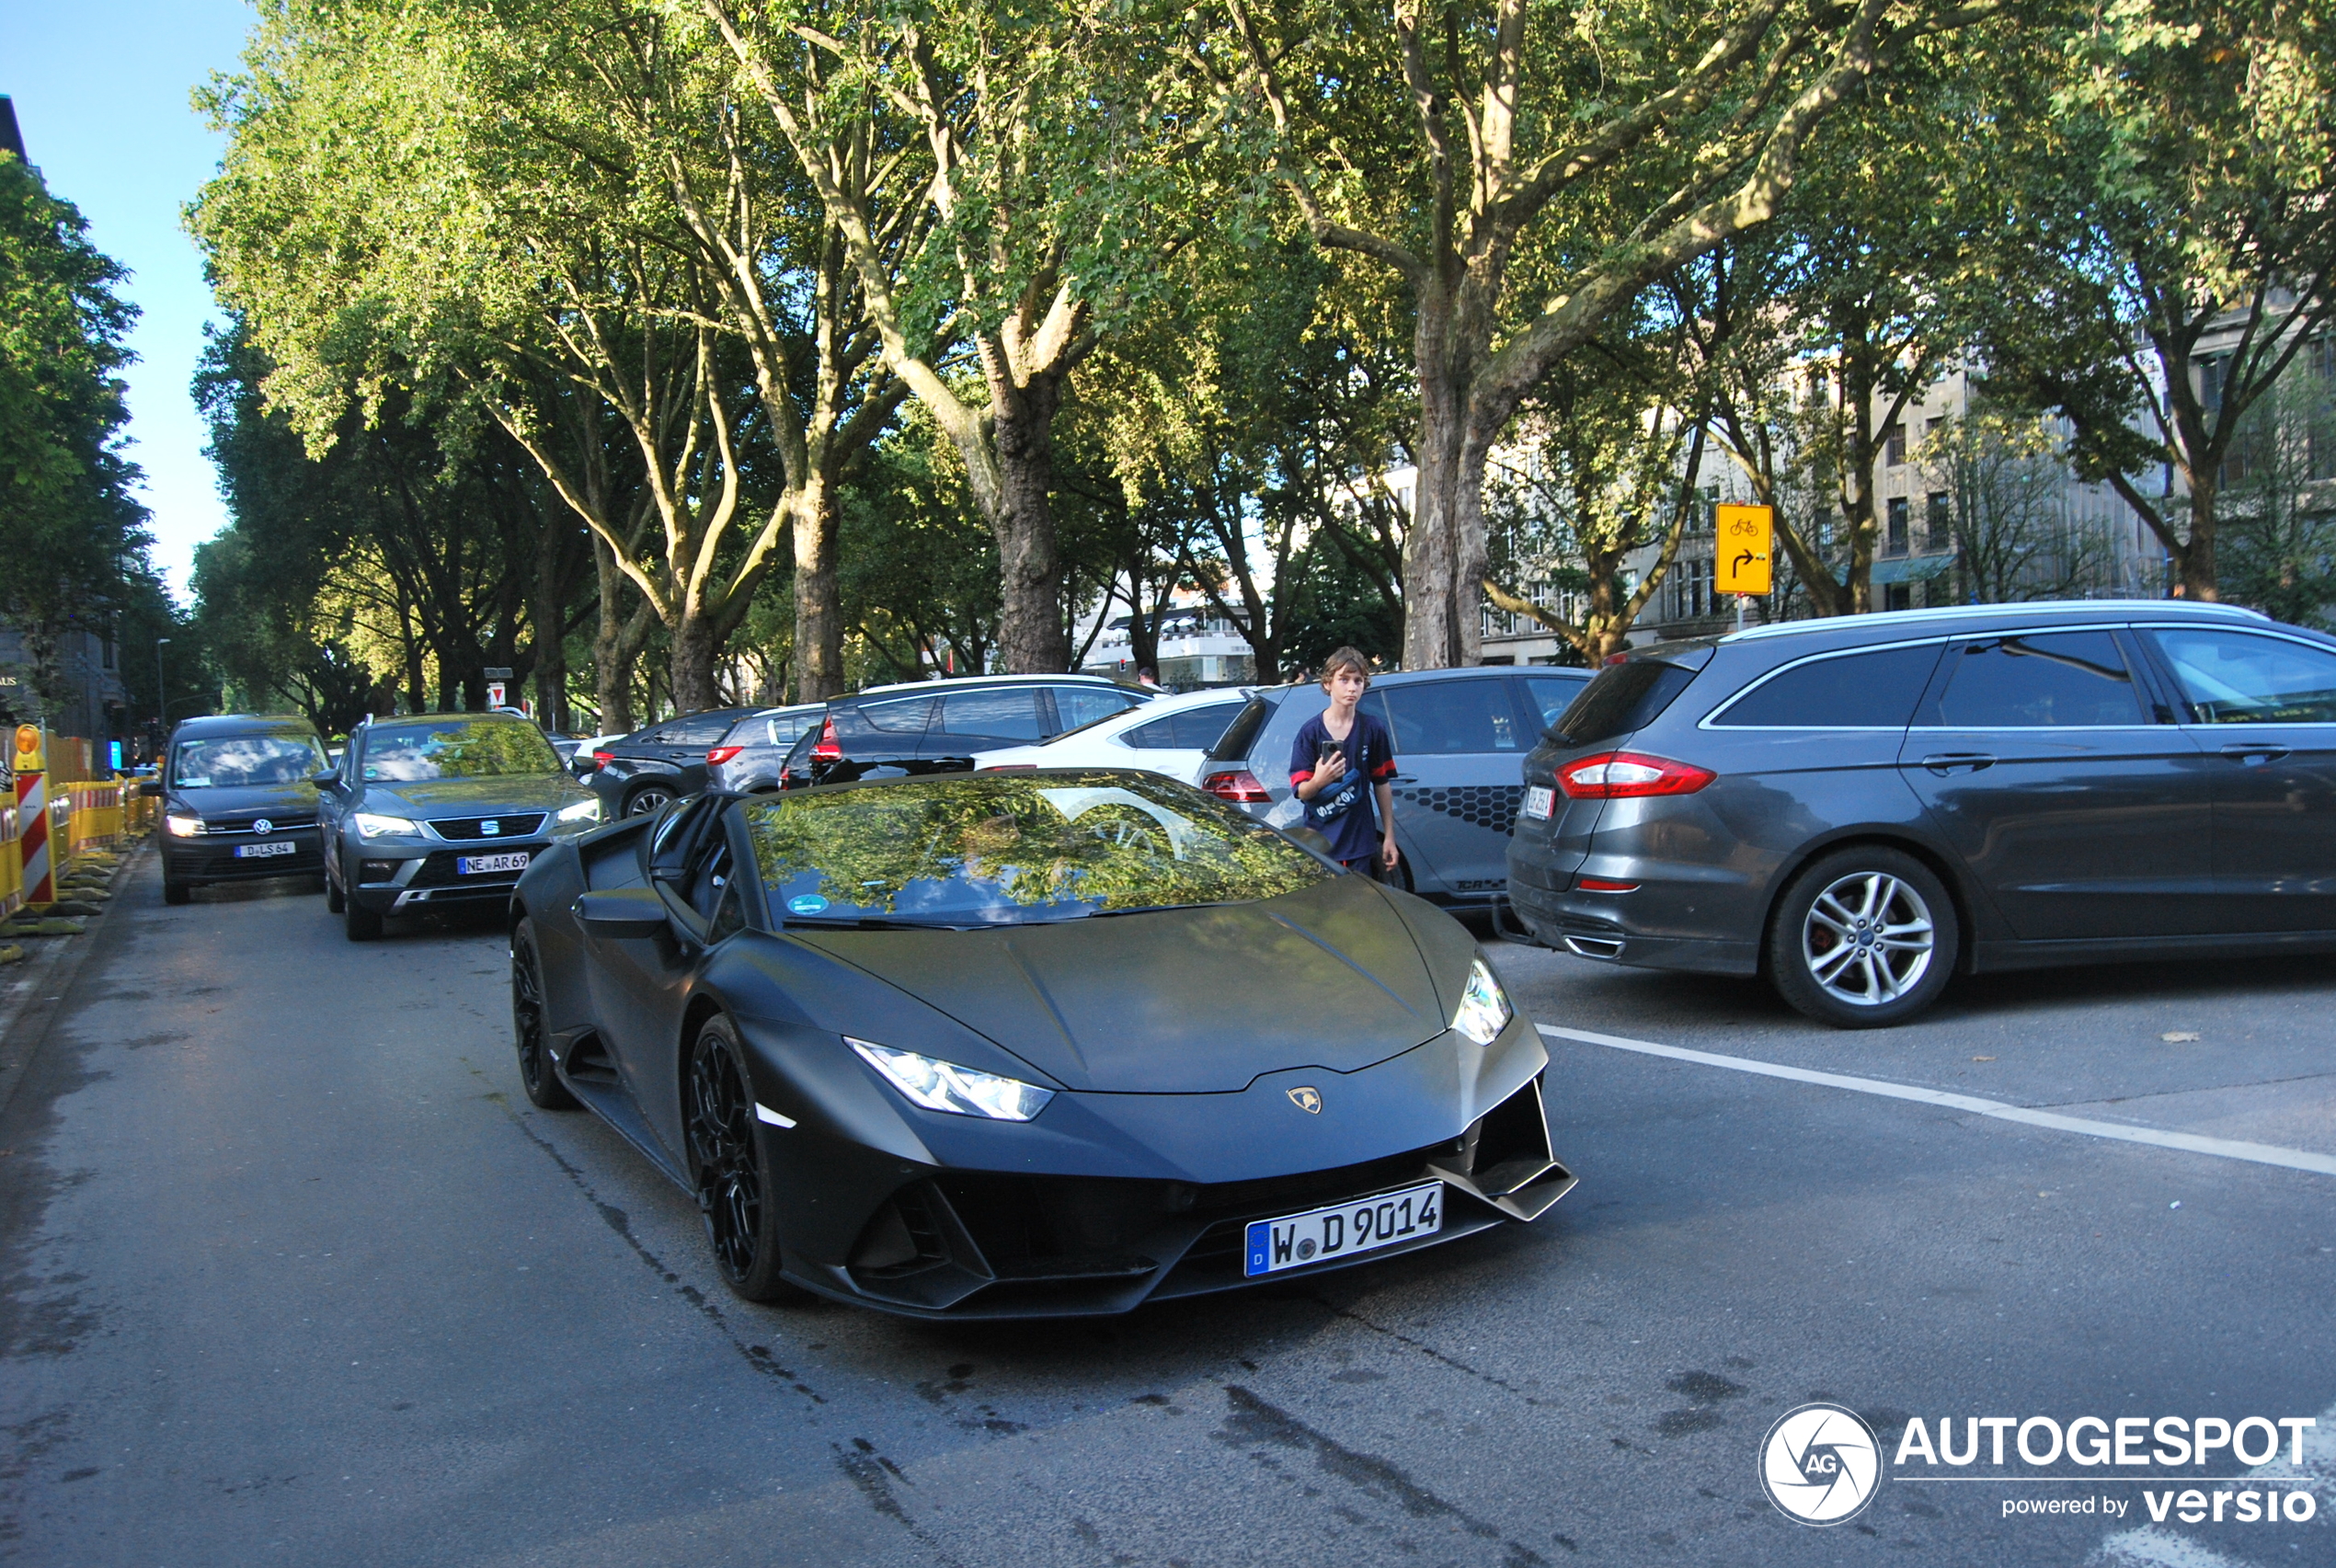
[
  {"xmin": 429, "ymin": 813, "xmax": 547, "ymax": 841},
  {"xmin": 199, "ymin": 817, "xmax": 316, "ymax": 836}
]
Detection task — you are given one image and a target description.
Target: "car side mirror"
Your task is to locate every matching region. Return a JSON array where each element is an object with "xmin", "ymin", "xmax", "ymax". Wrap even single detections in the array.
[
  {"xmin": 310, "ymin": 769, "xmax": 339, "ymax": 788},
  {"xmin": 574, "ymin": 887, "xmax": 671, "ymax": 939},
  {"xmin": 138, "ymin": 780, "xmax": 164, "ymax": 797}
]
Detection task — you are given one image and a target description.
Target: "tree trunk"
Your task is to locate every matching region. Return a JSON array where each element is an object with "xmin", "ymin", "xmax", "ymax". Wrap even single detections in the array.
[
  {"xmin": 668, "ymin": 604, "xmax": 724, "ymax": 715},
  {"xmin": 591, "ymin": 537, "xmax": 636, "ymax": 735},
  {"xmin": 792, "ymin": 480, "xmax": 845, "ymax": 702},
  {"xmin": 2179, "ymin": 482, "xmax": 2218, "ymax": 600},
  {"xmin": 989, "ymin": 376, "xmax": 1071, "ymax": 674},
  {"xmin": 1403, "ymin": 286, "xmax": 1464, "ymax": 670}
]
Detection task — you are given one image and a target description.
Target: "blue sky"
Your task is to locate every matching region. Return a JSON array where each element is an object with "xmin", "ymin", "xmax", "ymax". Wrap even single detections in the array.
[{"xmin": 6, "ymin": 0, "xmax": 258, "ymax": 602}]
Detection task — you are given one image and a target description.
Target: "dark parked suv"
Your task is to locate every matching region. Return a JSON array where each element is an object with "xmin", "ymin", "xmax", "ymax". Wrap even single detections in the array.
[
  {"xmin": 152, "ymin": 714, "xmax": 330, "ymax": 904},
  {"xmin": 590, "ymin": 706, "xmax": 761, "ymax": 818},
  {"xmin": 776, "ymin": 675, "xmax": 1149, "ymax": 787},
  {"xmin": 1508, "ymin": 601, "xmax": 2336, "ymax": 1026},
  {"xmin": 1201, "ymin": 665, "xmax": 1593, "ymax": 912}
]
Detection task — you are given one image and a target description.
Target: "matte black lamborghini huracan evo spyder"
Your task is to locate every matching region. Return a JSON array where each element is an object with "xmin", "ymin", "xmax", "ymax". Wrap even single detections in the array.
[{"xmin": 510, "ymin": 771, "xmax": 1575, "ymax": 1318}]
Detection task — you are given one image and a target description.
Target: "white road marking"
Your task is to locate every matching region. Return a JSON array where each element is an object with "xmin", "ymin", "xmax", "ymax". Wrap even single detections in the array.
[
  {"xmin": 2086, "ymin": 1400, "xmax": 2333, "ymax": 1566},
  {"xmin": 1536, "ymin": 1024, "xmax": 2336, "ymax": 1178}
]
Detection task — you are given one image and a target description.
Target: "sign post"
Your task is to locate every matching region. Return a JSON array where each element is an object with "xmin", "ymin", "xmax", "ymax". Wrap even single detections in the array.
[
  {"xmin": 13, "ymin": 723, "xmax": 51, "ymax": 910},
  {"xmin": 1714, "ymin": 504, "xmax": 1774, "ymax": 629},
  {"xmin": 484, "ymin": 666, "xmax": 512, "ymax": 711}
]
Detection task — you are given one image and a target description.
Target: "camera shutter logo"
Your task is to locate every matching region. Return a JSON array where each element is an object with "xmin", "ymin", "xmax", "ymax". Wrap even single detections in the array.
[{"xmin": 1759, "ymin": 1402, "xmax": 1881, "ymax": 1526}]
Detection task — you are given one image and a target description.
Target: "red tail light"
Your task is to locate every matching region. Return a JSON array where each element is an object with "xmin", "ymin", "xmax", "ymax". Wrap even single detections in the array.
[
  {"xmin": 810, "ymin": 715, "xmax": 842, "ymax": 761},
  {"xmin": 1576, "ymin": 876, "xmax": 1642, "ymax": 892},
  {"xmin": 704, "ymin": 745, "xmax": 744, "ymax": 766},
  {"xmin": 1202, "ymin": 768, "xmax": 1272, "ymax": 803},
  {"xmin": 590, "ymin": 750, "xmax": 613, "ymax": 769},
  {"xmin": 1557, "ymin": 750, "xmax": 1716, "ymax": 800}
]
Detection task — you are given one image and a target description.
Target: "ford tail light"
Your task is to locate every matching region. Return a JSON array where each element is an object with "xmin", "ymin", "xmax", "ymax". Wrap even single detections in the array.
[
  {"xmin": 1202, "ymin": 768, "xmax": 1271, "ymax": 803},
  {"xmin": 810, "ymin": 715, "xmax": 842, "ymax": 761},
  {"xmin": 1556, "ymin": 750, "xmax": 1717, "ymax": 800},
  {"xmin": 705, "ymin": 745, "xmax": 745, "ymax": 766}
]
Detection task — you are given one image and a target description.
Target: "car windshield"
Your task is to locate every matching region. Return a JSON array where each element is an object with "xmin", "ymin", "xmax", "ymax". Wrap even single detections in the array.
[
  {"xmin": 743, "ymin": 772, "xmax": 1333, "ymax": 926},
  {"xmin": 170, "ymin": 735, "xmax": 324, "ymax": 788},
  {"xmin": 360, "ymin": 720, "xmax": 560, "ymax": 781}
]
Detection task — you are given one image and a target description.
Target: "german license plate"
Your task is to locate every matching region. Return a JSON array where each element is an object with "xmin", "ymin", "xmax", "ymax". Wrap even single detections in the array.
[
  {"xmin": 1243, "ymin": 1181, "xmax": 1443, "ymax": 1277},
  {"xmin": 235, "ymin": 840, "xmax": 297, "ymax": 859},
  {"xmin": 457, "ymin": 852, "xmax": 531, "ymax": 876},
  {"xmin": 1522, "ymin": 784, "xmax": 1555, "ymax": 820}
]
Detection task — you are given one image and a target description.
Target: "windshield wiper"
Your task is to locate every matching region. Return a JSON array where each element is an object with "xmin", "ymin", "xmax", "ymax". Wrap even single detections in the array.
[
  {"xmin": 1071, "ymin": 901, "xmax": 1233, "ymax": 920},
  {"xmin": 783, "ymin": 914, "xmax": 961, "ymax": 931}
]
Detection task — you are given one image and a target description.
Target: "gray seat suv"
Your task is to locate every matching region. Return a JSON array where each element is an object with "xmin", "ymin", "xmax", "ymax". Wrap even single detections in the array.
[{"xmin": 1508, "ymin": 600, "xmax": 2336, "ymax": 1026}]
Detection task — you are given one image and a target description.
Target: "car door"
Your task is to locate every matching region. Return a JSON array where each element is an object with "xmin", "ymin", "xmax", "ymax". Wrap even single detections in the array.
[
  {"xmin": 656, "ymin": 711, "xmax": 742, "ymax": 795},
  {"xmin": 2138, "ymin": 623, "xmax": 2336, "ymax": 933},
  {"xmin": 1897, "ymin": 627, "xmax": 2216, "ymax": 941},
  {"xmin": 1371, "ymin": 678, "xmax": 1540, "ymax": 898},
  {"xmin": 923, "ymin": 686, "xmax": 1049, "ymax": 765},
  {"xmin": 580, "ymin": 798, "xmax": 728, "ymax": 1161}
]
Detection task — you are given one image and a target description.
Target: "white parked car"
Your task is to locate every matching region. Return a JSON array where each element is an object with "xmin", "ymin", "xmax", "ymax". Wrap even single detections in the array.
[{"xmin": 973, "ymin": 686, "xmax": 1254, "ymax": 786}]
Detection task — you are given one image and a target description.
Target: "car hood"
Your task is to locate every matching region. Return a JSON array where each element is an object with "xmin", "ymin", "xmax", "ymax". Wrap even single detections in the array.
[
  {"xmin": 358, "ymin": 773, "xmax": 589, "ymax": 817},
  {"xmin": 172, "ymin": 781, "xmax": 318, "ymax": 818},
  {"xmin": 788, "ymin": 876, "xmax": 1449, "ymax": 1093}
]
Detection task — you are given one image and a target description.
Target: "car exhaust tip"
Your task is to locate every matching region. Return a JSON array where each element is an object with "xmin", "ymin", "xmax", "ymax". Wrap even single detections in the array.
[{"xmin": 1563, "ymin": 934, "xmax": 1625, "ymax": 959}]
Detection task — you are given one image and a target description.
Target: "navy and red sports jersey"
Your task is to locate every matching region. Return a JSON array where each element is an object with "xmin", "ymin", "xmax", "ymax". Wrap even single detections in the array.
[{"xmin": 1289, "ymin": 709, "xmax": 1397, "ymax": 863}]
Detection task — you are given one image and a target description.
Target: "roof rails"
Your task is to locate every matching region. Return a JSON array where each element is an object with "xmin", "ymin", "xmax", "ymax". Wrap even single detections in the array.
[{"xmin": 1718, "ymin": 599, "xmax": 2269, "ymax": 644}]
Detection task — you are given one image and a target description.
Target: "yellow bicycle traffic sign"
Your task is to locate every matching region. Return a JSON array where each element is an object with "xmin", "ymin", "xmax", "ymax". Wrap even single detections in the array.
[{"xmin": 1714, "ymin": 504, "xmax": 1773, "ymax": 596}]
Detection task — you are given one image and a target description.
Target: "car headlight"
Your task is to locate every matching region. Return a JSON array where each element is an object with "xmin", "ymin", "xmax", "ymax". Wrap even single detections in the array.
[
  {"xmin": 165, "ymin": 813, "xmax": 204, "ymax": 837},
  {"xmin": 352, "ymin": 812, "xmax": 420, "ymax": 840},
  {"xmin": 554, "ymin": 798, "xmax": 601, "ymax": 829},
  {"xmin": 1452, "ymin": 957, "xmax": 1513, "ymax": 1047},
  {"xmin": 847, "ymin": 1037, "xmax": 1054, "ymax": 1121}
]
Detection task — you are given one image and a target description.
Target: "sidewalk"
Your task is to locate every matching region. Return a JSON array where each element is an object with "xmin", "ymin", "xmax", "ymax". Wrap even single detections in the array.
[{"xmin": 0, "ymin": 835, "xmax": 147, "ymax": 1121}]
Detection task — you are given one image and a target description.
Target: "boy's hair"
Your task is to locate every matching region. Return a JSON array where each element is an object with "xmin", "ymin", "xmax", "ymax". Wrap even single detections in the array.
[{"xmin": 1318, "ymin": 647, "xmax": 1373, "ymax": 684}]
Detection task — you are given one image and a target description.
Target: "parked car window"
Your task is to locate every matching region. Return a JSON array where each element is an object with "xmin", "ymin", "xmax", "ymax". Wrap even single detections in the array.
[
  {"xmin": 1375, "ymin": 680, "xmax": 1529, "ymax": 754},
  {"xmin": 1053, "ymin": 686, "xmax": 1139, "ymax": 732},
  {"xmin": 2150, "ymin": 629, "xmax": 2336, "ymax": 724},
  {"xmin": 1712, "ymin": 643, "xmax": 1945, "ymax": 728},
  {"xmin": 937, "ymin": 686, "xmax": 1046, "ymax": 739},
  {"xmin": 1210, "ymin": 694, "xmax": 1273, "ymax": 761},
  {"xmin": 169, "ymin": 734, "xmax": 325, "ymax": 788},
  {"xmin": 1929, "ymin": 632, "xmax": 2146, "ymax": 727},
  {"xmin": 1125, "ymin": 700, "xmax": 1245, "ymax": 751},
  {"xmin": 359, "ymin": 719, "xmax": 562, "ymax": 781},
  {"xmin": 1552, "ymin": 660, "xmax": 1700, "ymax": 747},
  {"xmin": 852, "ymin": 695, "xmax": 938, "ymax": 735},
  {"xmin": 664, "ymin": 712, "xmax": 739, "ymax": 746},
  {"xmin": 765, "ymin": 714, "xmax": 817, "ymax": 747},
  {"xmin": 1522, "ymin": 673, "xmax": 1590, "ymax": 727}
]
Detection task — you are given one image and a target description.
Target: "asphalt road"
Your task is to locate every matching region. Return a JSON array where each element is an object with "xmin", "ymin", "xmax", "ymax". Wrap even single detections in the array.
[{"xmin": 2, "ymin": 853, "xmax": 2330, "ymax": 1567}]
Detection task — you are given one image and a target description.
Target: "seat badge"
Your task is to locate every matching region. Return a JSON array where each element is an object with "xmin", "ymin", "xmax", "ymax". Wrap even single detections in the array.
[
  {"xmin": 253, "ymin": 818, "xmax": 272, "ymax": 834},
  {"xmin": 1288, "ymin": 1086, "xmax": 1323, "ymax": 1115},
  {"xmin": 482, "ymin": 820, "xmax": 500, "ymax": 836}
]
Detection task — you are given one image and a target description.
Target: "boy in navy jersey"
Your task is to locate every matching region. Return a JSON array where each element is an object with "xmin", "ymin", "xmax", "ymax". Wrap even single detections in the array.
[{"xmin": 1288, "ymin": 647, "xmax": 1400, "ymax": 879}]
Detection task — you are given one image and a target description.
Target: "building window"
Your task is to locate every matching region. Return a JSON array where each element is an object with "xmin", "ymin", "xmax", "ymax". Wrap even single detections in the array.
[
  {"xmin": 1925, "ymin": 491, "xmax": 1951, "ymax": 552},
  {"xmin": 1885, "ymin": 424, "xmax": 1907, "ymax": 465},
  {"xmin": 1886, "ymin": 497, "xmax": 1910, "ymax": 556},
  {"xmin": 1885, "ymin": 583, "xmax": 1913, "ymax": 612}
]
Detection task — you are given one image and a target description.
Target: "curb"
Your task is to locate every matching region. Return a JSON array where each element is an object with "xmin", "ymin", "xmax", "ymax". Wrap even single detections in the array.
[{"xmin": 0, "ymin": 837, "xmax": 148, "ymax": 1124}]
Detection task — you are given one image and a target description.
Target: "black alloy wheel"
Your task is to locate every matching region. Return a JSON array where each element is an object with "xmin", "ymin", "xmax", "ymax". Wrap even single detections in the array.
[
  {"xmin": 685, "ymin": 1017, "xmax": 796, "ymax": 1301},
  {"xmin": 345, "ymin": 889, "xmax": 384, "ymax": 942},
  {"xmin": 625, "ymin": 784, "xmax": 677, "ymax": 817},
  {"xmin": 162, "ymin": 877, "xmax": 191, "ymax": 906},
  {"xmin": 510, "ymin": 918, "xmax": 578, "ymax": 1111},
  {"xmin": 1767, "ymin": 844, "xmax": 1958, "ymax": 1028}
]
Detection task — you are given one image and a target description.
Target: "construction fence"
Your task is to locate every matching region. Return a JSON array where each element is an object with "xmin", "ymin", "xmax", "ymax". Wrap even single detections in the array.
[{"xmin": 1, "ymin": 730, "xmax": 152, "ymax": 920}]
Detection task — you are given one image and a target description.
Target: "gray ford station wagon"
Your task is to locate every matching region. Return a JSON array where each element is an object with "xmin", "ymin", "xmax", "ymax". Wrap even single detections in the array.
[{"xmin": 1508, "ymin": 601, "xmax": 2336, "ymax": 1027}]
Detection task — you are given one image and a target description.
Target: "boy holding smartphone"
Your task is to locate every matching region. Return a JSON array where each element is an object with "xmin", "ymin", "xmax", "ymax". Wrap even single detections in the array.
[{"xmin": 1288, "ymin": 647, "xmax": 1401, "ymax": 879}]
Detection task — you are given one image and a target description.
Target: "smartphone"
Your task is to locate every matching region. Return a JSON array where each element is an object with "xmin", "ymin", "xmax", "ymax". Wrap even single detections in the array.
[{"xmin": 1314, "ymin": 736, "xmax": 1345, "ymax": 769}]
